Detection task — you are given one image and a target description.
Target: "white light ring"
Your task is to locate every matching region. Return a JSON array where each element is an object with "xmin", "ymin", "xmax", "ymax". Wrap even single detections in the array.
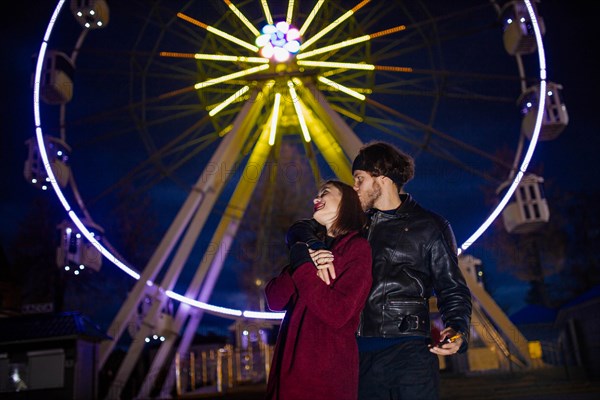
[
  {"xmin": 34, "ymin": 0, "xmax": 281, "ymax": 321},
  {"xmin": 35, "ymin": 1, "xmax": 547, "ymax": 320},
  {"xmin": 458, "ymin": 0, "xmax": 546, "ymax": 254}
]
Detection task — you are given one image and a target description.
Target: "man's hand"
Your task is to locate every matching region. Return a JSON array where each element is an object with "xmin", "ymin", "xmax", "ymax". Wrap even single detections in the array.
[
  {"xmin": 309, "ymin": 249, "xmax": 335, "ymax": 285},
  {"xmin": 429, "ymin": 327, "xmax": 463, "ymax": 356}
]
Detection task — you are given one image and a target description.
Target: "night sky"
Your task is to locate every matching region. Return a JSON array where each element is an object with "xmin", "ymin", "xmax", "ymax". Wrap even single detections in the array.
[{"xmin": 1, "ymin": 0, "xmax": 598, "ymax": 333}]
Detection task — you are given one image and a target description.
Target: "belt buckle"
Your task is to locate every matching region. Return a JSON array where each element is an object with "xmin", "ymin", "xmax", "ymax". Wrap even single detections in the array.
[
  {"xmin": 409, "ymin": 315, "xmax": 420, "ymax": 330},
  {"xmin": 397, "ymin": 315, "xmax": 420, "ymax": 332}
]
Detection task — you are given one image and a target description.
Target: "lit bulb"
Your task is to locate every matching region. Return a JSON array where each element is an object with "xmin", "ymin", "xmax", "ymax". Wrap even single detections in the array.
[
  {"xmin": 276, "ymin": 21, "xmax": 289, "ymax": 33},
  {"xmin": 286, "ymin": 28, "xmax": 300, "ymax": 41},
  {"xmin": 273, "ymin": 47, "xmax": 290, "ymax": 62}
]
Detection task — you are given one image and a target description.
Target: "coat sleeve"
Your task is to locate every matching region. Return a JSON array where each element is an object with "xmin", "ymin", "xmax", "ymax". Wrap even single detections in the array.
[
  {"xmin": 286, "ymin": 218, "xmax": 327, "ymax": 250},
  {"xmin": 429, "ymin": 221, "xmax": 472, "ymax": 352},
  {"xmin": 291, "ymin": 237, "xmax": 372, "ymax": 330},
  {"xmin": 264, "ymin": 266, "xmax": 297, "ymax": 312}
]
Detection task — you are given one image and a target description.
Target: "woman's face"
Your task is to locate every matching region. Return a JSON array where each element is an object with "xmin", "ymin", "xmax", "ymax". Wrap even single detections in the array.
[{"xmin": 312, "ymin": 183, "xmax": 342, "ymax": 229}]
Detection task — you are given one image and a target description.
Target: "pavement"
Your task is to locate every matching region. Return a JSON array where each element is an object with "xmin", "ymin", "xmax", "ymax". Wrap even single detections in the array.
[{"xmin": 174, "ymin": 368, "xmax": 600, "ymax": 400}]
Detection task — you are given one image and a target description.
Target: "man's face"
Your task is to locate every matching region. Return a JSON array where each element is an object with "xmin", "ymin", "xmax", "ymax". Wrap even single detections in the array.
[{"xmin": 353, "ymin": 170, "xmax": 382, "ymax": 211}]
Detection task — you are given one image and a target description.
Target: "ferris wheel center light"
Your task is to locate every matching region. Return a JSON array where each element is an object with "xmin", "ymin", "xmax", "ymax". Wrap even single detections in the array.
[{"xmin": 256, "ymin": 21, "xmax": 301, "ymax": 62}]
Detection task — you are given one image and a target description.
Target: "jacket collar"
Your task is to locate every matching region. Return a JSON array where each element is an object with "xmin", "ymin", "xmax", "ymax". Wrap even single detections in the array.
[{"xmin": 367, "ymin": 193, "xmax": 418, "ymax": 217}]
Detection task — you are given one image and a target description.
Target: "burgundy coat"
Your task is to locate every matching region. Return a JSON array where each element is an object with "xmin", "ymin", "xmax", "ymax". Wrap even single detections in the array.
[{"xmin": 264, "ymin": 231, "xmax": 372, "ymax": 400}]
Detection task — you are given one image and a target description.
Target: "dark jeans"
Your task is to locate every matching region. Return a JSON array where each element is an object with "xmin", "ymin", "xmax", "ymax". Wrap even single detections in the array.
[{"xmin": 358, "ymin": 339, "xmax": 440, "ymax": 400}]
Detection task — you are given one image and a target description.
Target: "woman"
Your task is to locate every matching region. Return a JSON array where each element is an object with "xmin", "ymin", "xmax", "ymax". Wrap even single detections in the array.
[{"xmin": 264, "ymin": 180, "xmax": 372, "ymax": 400}]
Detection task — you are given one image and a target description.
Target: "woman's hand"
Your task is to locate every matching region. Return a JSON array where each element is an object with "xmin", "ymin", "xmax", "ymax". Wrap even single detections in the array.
[{"xmin": 309, "ymin": 249, "xmax": 335, "ymax": 285}]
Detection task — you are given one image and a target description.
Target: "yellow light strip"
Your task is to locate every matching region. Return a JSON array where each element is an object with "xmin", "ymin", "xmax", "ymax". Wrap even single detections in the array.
[
  {"xmin": 300, "ymin": 0, "xmax": 371, "ymax": 50},
  {"xmin": 268, "ymin": 93, "xmax": 282, "ymax": 146},
  {"xmin": 195, "ymin": 54, "xmax": 269, "ymax": 63},
  {"xmin": 194, "ymin": 64, "xmax": 269, "ymax": 90},
  {"xmin": 374, "ymin": 65, "xmax": 414, "ymax": 73},
  {"xmin": 321, "ymin": 68, "xmax": 346, "ymax": 77},
  {"xmin": 177, "ymin": 12, "xmax": 258, "ymax": 52},
  {"xmin": 369, "ymin": 24, "xmax": 407, "ymax": 39},
  {"xmin": 319, "ymin": 85, "xmax": 372, "ymax": 94},
  {"xmin": 329, "ymin": 104, "xmax": 364, "ymax": 122},
  {"xmin": 218, "ymin": 124, "xmax": 234, "ymax": 137},
  {"xmin": 297, "ymin": 35, "xmax": 370, "ymax": 59},
  {"xmin": 177, "ymin": 12, "xmax": 208, "ymax": 29},
  {"xmin": 161, "ymin": 52, "xmax": 268, "ymax": 63},
  {"xmin": 299, "ymin": 0, "xmax": 325, "ymax": 36},
  {"xmin": 302, "ymin": 106, "xmax": 354, "ymax": 184},
  {"xmin": 261, "ymin": 0, "xmax": 273, "ymax": 25},
  {"xmin": 224, "ymin": 0, "xmax": 261, "ymax": 36},
  {"xmin": 287, "ymin": 81, "xmax": 311, "ymax": 142},
  {"xmin": 317, "ymin": 76, "xmax": 365, "ymax": 100},
  {"xmin": 286, "ymin": 0, "xmax": 295, "ymax": 24},
  {"xmin": 208, "ymin": 86, "xmax": 250, "ymax": 116},
  {"xmin": 297, "ymin": 60, "xmax": 375, "ymax": 70},
  {"xmin": 206, "ymin": 26, "xmax": 258, "ymax": 52},
  {"xmin": 159, "ymin": 51, "xmax": 196, "ymax": 59}
]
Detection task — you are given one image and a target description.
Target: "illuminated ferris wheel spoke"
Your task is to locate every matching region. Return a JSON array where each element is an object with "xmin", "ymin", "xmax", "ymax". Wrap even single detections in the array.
[
  {"xmin": 286, "ymin": 0, "xmax": 295, "ymax": 24},
  {"xmin": 300, "ymin": 0, "xmax": 371, "ymax": 51},
  {"xmin": 223, "ymin": 0, "xmax": 261, "ymax": 36},
  {"xmin": 260, "ymin": 0, "xmax": 274, "ymax": 25},
  {"xmin": 287, "ymin": 80, "xmax": 312, "ymax": 142},
  {"xmin": 298, "ymin": 60, "xmax": 374, "ymax": 70},
  {"xmin": 160, "ymin": 51, "xmax": 268, "ymax": 64},
  {"xmin": 268, "ymin": 93, "xmax": 282, "ymax": 146},
  {"xmin": 194, "ymin": 64, "xmax": 269, "ymax": 90},
  {"xmin": 299, "ymin": 0, "xmax": 324, "ymax": 36},
  {"xmin": 297, "ymin": 25, "xmax": 407, "ymax": 60},
  {"xmin": 208, "ymin": 85, "xmax": 250, "ymax": 116},
  {"xmin": 317, "ymin": 76, "xmax": 365, "ymax": 101},
  {"xmin": 177, "ymin": 12, "xmax": 258, "ymax": 52}
]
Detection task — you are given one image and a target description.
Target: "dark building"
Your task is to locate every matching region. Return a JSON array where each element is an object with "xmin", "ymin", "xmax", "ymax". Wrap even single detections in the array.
[{"xmin": 0, "ymin": 312, "xmax": 110, "ymax": 399}]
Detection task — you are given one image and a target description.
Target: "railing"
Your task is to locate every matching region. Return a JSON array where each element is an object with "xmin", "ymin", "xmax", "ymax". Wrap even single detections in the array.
[{"xmin": 174, "ymin": 342, "xmax": 274, "ymax": 396}]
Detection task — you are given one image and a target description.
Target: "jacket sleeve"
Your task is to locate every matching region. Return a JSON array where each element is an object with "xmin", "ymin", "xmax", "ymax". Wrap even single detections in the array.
[
  {"xmin": 286, "ymin": 218, "xmax": 327, "ymax": 250},
  {"xmin": 429, "ymin": 221, "xmax": 472, "ymax": 353},
  {"xmin": 264, "ymin": 266, "xmax": 297, "ymax": 312},
  {"xmin": 291, "ymin": 237, "xmax": 372, "ymax": 330}
]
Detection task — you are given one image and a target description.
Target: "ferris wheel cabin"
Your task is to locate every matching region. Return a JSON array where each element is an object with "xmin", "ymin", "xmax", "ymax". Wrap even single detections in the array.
[
  {"xmin": 71, "ymin": 0, "xmax": 110, "ymax": 29},
  {"xmin": 37, "ymin": 50, "xmax": 75, "ymax": 105},
  {"xmin": 56, "ymin": 219, "xmax": 103, "ymax": 274},
  {"xmin": 24, "ymin": 136, "xmax": 71, "ymax": 190},
  {"xmin": 500, "ymin": 0, "xmax": 545, "ymax": 56},
  {"xmin": 499, "ymin": 174, "xmax": 550, "ymax": 234},
  {"xmin": 519, "ymin": 82, "xmax": 569, "ymax": 141}
]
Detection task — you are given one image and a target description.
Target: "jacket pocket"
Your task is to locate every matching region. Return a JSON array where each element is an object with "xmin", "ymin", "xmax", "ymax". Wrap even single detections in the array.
[{"xmin": 382, "ymin": 297, "xmax": 430, "ymax": 336}]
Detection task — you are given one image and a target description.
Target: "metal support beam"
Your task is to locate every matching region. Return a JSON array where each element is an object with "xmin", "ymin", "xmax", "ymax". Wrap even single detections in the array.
[
  {"xmin": 459, "ymin": 263, "xmax": 533, "ymax": 368},
  {"xmin": 302, "ymin": 82, "xmax": 364, "ymax": 160},
  {"xmin": 140, "ymin": 106, "xmax": 274, "ymax": 399},
  {"xmin": 104, "ymin": 90, "xmax": 265, "ymax": 399}
]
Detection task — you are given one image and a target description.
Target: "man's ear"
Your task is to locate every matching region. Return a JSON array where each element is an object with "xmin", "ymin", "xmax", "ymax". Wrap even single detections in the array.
[{"xmin": 380, "ymin": 175, "xmax": 393, "ymax": 186}]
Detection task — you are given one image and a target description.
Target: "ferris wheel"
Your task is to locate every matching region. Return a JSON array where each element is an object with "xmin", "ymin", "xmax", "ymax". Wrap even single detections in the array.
[{"xmin": 30, "ymin": 0, "xmax": 567, "ymax": 397}]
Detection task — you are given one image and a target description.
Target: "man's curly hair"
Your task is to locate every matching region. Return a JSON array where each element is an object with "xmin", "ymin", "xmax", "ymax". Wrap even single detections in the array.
[{"xmin": 352, "ymin": 141, "xmax": 415, "ymax": 190}]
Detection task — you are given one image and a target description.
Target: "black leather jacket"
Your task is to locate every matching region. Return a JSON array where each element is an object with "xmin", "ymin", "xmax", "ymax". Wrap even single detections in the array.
[{"xmin": 287, "ymin": 194, "xmax": 472, "ymax": 349}]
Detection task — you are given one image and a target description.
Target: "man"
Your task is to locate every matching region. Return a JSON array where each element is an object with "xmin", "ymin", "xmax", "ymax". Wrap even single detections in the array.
[{"xmin": 287, "ymin": 141, "xmax": 472, "ymax": 399}]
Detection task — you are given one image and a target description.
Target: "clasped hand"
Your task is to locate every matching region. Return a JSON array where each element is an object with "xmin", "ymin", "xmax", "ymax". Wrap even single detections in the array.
[{"xmin": 309, "ymin": 249, "xmax": 335, "ymax": 285}]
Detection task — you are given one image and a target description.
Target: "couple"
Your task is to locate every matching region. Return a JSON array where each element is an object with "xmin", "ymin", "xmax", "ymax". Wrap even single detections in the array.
[{"xmin": 264, "ymin": 141, "xmax": 473, "ymax": 400}]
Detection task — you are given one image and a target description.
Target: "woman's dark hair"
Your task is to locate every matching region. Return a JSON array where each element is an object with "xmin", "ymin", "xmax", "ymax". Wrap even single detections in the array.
[{"xmin": 321, "ymin": 180, "xmax": 366, "ymax": 237}]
